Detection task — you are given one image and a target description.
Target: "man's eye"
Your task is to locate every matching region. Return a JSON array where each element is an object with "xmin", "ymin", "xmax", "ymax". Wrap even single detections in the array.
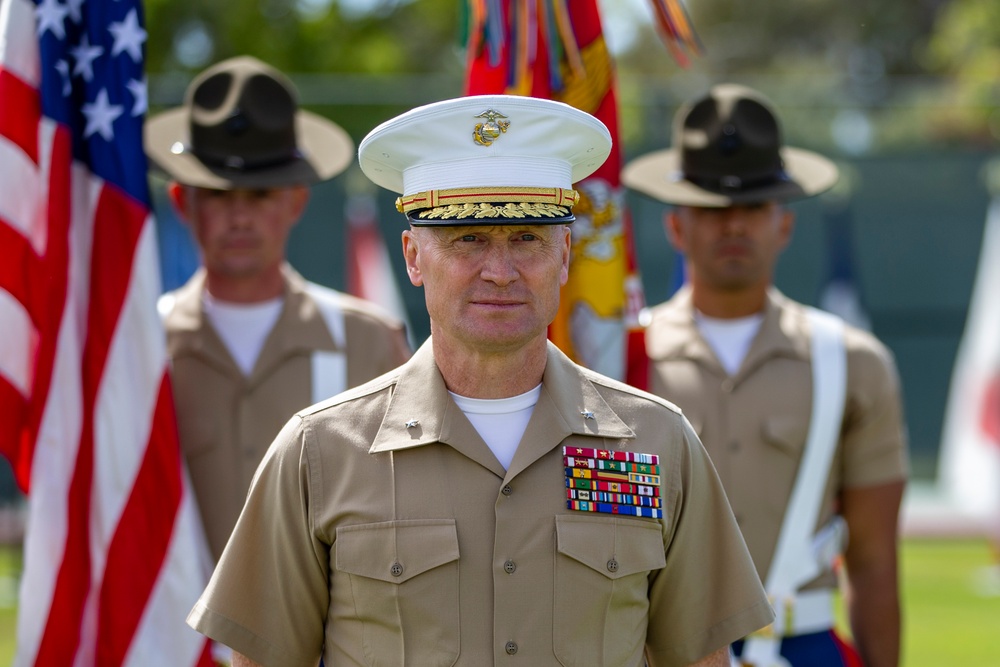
[{"xmin": 459, "ymin": 235, "xmax": 479, "ymax": 242}]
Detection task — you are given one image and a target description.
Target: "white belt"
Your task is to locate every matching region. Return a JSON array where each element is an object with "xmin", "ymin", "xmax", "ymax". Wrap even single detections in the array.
[{"xmin": 751, "ymin": 589, "xmax": 835, "ymax": 639}]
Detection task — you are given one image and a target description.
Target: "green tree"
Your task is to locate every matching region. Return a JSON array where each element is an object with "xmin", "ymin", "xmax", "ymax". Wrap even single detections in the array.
[
  {"xmin": 143, "ymin": 0, "xmax": 465, "ymax": 136},
  {"xmin": 924, "ymin": 0, "xmax": 1000, "ymax": 143},
  {"xmin": 612, "ymin": 0, "xmax": 956, "ymax": 153}
]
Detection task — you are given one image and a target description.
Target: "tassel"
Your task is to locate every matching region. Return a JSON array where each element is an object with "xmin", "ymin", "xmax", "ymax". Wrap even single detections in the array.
[{"xmin": 650, "ymin": 0, "xmax": 702, "ymax": 66}]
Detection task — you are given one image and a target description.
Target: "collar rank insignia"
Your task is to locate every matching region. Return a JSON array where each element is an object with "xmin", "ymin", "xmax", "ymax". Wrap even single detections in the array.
[
  {"xmin": 473, "ymin": 109, "xmax": 510, "ymax": 146},
  {"xmin": 562, "ymin": 446, "xmax": 663, "ymax": 518}
]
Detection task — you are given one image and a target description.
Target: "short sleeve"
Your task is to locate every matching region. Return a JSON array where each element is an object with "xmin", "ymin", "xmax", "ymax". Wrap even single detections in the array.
[
  {"xmin": 187, "ymin": 415, "xmax": 329, "ymax": 667},
  {"xmin": 841, "ymin": 330, "xmax": 909, "ymax": 489}
]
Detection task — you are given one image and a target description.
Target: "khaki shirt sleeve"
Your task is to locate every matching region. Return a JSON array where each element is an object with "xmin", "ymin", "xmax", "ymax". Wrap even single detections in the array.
[
  {"xmin": 645, "ymin": 416, "xmax": 774, "ymax": 666},
  {"xmin": 841, "ymin": 330, "xmax": 909, "ymax": 488},
  {"xmin": 187, "ymin": 416, "xmax": 328, "ymax": 667}
]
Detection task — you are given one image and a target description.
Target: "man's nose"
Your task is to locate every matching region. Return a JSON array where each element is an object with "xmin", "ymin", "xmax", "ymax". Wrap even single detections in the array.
[
  {"xmin": 480, "ymin": 244, "xmax": 519, "ymax": 285},
  {"xmin": 228, "ymin": 192, "xmax": 255, "ymax": 226},
  {"xmin": 719, "ymin": 208, "xmax": 748, "ymax": 234}
]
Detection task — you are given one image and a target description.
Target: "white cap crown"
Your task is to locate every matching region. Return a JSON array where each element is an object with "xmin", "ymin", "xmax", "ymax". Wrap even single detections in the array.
[{"xmin": 359, "ymin": 95, "xmax": 612, "ymax": 225}]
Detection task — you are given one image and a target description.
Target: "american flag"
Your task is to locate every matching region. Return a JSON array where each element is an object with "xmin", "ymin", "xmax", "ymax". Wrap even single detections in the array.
[{"xmin": 0, "ymin": 0, "xmax": 213, "ymax": 664}]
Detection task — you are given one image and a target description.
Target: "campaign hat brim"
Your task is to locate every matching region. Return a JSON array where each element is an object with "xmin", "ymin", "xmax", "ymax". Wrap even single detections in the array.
[{"xmin": 622, "ymin": 145, "xmax": 839, "ymax": 207}]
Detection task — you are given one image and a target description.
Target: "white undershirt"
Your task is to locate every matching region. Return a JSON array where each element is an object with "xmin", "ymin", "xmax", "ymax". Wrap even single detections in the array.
[
  {"xmin": 694, "ymin": 311, "xmax": 764, "ymax": 376},
  {"xmin": 449, "ymin": 384, "xmax": 542, "ymax": 470},
  {"xmin": 203, "ymin": 293, "xmax": 284, "ymax": 376}
]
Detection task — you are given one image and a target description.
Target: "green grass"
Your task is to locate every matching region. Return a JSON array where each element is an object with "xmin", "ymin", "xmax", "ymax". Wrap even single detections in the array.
[
  {"xmin": 897, "ymin": 539, "xmax": 1000, "ymax": 666},
  {"xmin": 0, "ymin": 545, "xmax": 21, "ymax": 664},
  {"xmin": 0, "ymin": 539, "xmax": 996, "ymax": 665},
  {"xmin": 834, "ymin": 538, "xmax": 999, "ymax": 666}
]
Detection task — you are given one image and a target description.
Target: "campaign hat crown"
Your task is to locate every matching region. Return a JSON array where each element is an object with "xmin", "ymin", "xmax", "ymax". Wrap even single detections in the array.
[
  {"xmin": 358, "ymin": 95, "xmax": 612, "ymax": 226},
  {"xmin": 622, "ymin": 83, "xmax": 838, "ymax": 207},
  {"xmin": 144, "ymin": 55, "xmax": 353, "ymax": 189}
]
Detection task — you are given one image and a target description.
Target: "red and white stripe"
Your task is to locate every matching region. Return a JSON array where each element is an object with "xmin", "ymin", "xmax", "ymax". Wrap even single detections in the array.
[
  {"xmin": 1, "ymin": 0, "xmax": 213, "ymax": 664},
  {"xmin": 345, "ymin": 190, "xmax": 410, "ymax": 327},
  {"xmin": 939, "ymin": 195, "xmax": 1000, "ymax": 525}
]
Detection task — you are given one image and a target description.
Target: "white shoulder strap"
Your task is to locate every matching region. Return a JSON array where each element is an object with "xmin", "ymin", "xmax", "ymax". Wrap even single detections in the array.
[
  {"xmin": 741, "ymin": 308, "xmax": 847, "ymax": 665},
  {"xmin": 767, "ymin": 308, "xmax": 847, "ymax": 596},
  {"xmin": 303, "ymin": 282, "xmax": 348, "ymax": 404}
]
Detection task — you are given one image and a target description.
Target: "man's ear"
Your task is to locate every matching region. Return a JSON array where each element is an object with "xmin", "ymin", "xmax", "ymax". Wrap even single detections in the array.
[
  {"xmin": 287, "ymin": 185, "xmax": 310, "ymax": 225},
  {"xmin": 166, "ymin": 182, "xmax": 189, "ymax": 223},
  {"xmin": 665, "ymin": 209, "xmax": 686, "ymax": 252},
  {"xmin": 559, "ymin": 225, "xmax": 571, "ymax": 286},
  {"xmin": 401, "ymin": 229, "xmax": 423, "ymax": 287},
  {"xmin": 777, "ymin": 207, "xmax": 796, "ymax": 252}
]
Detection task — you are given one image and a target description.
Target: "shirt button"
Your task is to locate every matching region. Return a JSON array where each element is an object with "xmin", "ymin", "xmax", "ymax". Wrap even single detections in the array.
[
  {"xmin": 504, "ymin": 560, "xmax": 517, "ymax": 574},
  {"xmin": 505, "ymin": 641, "xmax": 518, "ymax": 655},
  {"xmin": 501, "ymin": 484, "xmax": 513, "ymax": 496},
  {"xmin": 721, "ymin": 378, "xmax": 735, "ymax": 393},
  {"xmin": 390, "ymin": 562, "xmax": 403, "ymax": 577},
  {"xmin": 729, "ymin": 440, "xmax": 740, "ymax": 451},
  {"xmin": 606, "ymin": 559, "xmax": 619, "ymax": 573}
]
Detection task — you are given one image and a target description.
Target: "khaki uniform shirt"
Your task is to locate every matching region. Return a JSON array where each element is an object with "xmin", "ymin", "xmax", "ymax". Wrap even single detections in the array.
[
  {"xmin": 163, "ymin": 266, "xmax": 410, "ymax": 560},
  {"xmin": 189, "ymin": 341, "xmax": 774, "ymax": 667},
  {"xmin": 645, "ymin": 287, "xmax": 908, "ymax": 587}
]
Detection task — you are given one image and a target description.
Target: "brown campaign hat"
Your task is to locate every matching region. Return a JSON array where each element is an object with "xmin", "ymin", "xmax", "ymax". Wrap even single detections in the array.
[
  {"xmin": 144, "ymin": 56, "xmax": 353, "ymax": 189},
  {"xmin": 622, "ymin": 83, "xmax": 838, "ymax": 207}
]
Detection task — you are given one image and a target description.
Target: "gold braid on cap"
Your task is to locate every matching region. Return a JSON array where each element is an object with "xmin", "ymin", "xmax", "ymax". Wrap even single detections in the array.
[{"xmin": 396, "ymin": 187, "xmax": 578, "ymax": 220}]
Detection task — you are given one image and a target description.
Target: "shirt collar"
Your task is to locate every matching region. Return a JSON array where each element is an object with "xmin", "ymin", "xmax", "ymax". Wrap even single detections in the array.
[
  {"xmin": 164, "ymin": 265, "xmax": 339, "ymax": 378},
  {"xmin": 370, "ymin": 340, "xmax": 635, "ymax": 474},
  {"xmin": 646, "ymin": 286, "xmax": 806, "ymax": 369}
]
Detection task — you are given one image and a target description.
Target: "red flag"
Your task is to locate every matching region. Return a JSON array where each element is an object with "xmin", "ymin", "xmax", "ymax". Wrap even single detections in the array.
[
  {"xmin": 464, "ymin": 0, "xmax": 658, "ymax": 388},
  {"xmin": 345, "ymin": 189, "xmax": 411, "ymax": 332},
  {"xmin": 0, "ymin": 0, "xmax": 212, "ymax": 664},
  {"xmin": 939, "ymin": 194, "xmax": 1000, "ymax": 523}
]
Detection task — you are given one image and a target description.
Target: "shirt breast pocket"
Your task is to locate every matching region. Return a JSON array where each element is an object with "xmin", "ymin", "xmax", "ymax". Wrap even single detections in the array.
[
  {"xmin": 554, "ymin": 514, "xmax": 666, "ymax": 666},
  {"xmin": 336, "ymin": 519, "xmax": 460, "ymax": 667},
  {"xmin": 761, "ymin": 415, "xmax": 811, "ymax": 514}
]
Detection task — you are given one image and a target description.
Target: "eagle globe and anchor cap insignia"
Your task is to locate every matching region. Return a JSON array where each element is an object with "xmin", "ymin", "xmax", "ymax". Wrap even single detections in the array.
[{"xmin": 473, "ymin": 109, "xmax": 510, "ymax": 146}]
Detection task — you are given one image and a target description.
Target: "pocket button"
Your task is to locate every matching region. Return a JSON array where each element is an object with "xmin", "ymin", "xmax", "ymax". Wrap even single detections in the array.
[
  {"xmin": 390, "ymin": 562, "xmax": 403, "ymax": 577},
  {"xmin": 606, "ymin": 558, "xmax": 619, "ymax": 573}
]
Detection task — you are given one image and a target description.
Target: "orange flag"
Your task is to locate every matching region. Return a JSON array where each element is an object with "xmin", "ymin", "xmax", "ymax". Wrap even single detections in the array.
[{"xmin": 465, "ymin": 0, "xmax": 664, "ymax": 388}]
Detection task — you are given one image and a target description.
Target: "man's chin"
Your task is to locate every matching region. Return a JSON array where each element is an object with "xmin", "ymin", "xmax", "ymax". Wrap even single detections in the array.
[{"xmin": 214, "ymin": 262, "xmax": 266, "ymax": 279}]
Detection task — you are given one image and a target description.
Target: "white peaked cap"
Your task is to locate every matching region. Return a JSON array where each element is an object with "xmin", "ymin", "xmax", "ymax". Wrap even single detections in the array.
[{"xmin": 358, "ymin": 95, "xmax": 612, "ymax": 226}]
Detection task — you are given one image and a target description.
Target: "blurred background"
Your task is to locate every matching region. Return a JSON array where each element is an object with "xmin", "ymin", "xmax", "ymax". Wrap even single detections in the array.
[
  {"xmin": 135, "ymin": 0, "xmax": 998, "ymax": 484},
  {"xmin": 2, "ymin": 0, "xmax": 999, "ymax": 660}
]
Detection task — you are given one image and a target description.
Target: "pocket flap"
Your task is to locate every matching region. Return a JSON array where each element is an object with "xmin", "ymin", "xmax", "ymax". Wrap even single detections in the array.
[
  {"xmin": 336, "ymin": 519, "xmax": 460, "ymax": 584},
  {"xmin": 556, "ymin": 515, "xmax": 665, "ymax": 580},
  {"xmin": 761, "ymin": 415, "xmax": 809, "ymax": 457}
]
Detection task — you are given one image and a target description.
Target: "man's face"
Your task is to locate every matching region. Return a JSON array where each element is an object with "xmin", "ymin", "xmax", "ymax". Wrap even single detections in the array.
[
  {"xmin": 667, "ymin": 202, "xmax": 794, "ymax": 292},
  {"xmin": 169, "ymin": 183, "xmax": 308, "ymax": 280},
  {"xmin": 402, "ymin": 224, "xmax": 571, "ymax": 354}
]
